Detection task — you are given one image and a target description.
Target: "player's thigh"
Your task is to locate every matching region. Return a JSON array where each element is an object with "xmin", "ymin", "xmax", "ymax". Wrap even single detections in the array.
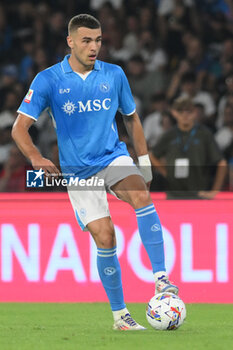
[
  {"xmin": 104, "ymin": 155, "xmax": 152, "ymax": 209},
  {"xmin": 111, "ymin": 174, "xmax": 152, "ymax": 209}
]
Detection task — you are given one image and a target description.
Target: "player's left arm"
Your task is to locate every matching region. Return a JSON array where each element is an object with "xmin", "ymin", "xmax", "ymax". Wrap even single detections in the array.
[{"xmin": 123, "ymin": 111, "xmax": 152, "ymax": 185}]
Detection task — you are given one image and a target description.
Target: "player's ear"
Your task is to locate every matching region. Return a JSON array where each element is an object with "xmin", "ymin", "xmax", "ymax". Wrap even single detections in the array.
[{"xmin": 67, "ymin": 35, "xmax": 74, "ymax": 49}]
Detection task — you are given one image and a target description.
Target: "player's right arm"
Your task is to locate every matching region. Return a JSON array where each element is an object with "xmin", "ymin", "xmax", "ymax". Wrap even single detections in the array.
[
  {"xmin": 12, "ymin": 114, "xmax": 60, "ymax": 175},
  {"xmin": 12, "ymin": 71, "xmax": 59, "ymax": 175}
]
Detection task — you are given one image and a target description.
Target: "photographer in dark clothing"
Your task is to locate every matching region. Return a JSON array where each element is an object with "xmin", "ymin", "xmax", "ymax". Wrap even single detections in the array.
[{"xmin": 150, "ymin": 97, "xmax": 227, "ymax": 199}]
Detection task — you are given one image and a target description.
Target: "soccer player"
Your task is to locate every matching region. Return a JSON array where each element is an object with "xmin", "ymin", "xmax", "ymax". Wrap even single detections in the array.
[{"xmin": 12, "ymin": 14, "xmax": 178, "ymax": 331}]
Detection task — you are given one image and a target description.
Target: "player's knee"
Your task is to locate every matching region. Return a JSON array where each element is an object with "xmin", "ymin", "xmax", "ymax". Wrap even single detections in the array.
[
  {"xmin": 91, "ymin": 223, "xmax": 116, "ymax": 249},
  {"xmin": 131, "ymin": 190, "xmax": 151, "ymax": 209},
  {"xmin": 97, "ymin": 231, "xmax": 116, "ymax": 249}
]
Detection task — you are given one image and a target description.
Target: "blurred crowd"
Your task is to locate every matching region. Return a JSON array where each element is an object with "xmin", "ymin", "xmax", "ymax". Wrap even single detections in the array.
[{"xmin": 0, "ymin": 0, "xmax": 233, "ymax": 193}]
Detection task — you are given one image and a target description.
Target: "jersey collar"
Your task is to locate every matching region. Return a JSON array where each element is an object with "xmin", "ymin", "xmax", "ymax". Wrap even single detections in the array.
[{"xmin": 61, "ymin": 55, "xmax": 101, "ymax": 73}]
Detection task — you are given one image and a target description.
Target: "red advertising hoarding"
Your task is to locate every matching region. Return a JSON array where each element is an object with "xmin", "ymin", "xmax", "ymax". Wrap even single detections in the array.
[{"xmin": 0, "ymin": 193, "xmax": 232, "ymax": 303}]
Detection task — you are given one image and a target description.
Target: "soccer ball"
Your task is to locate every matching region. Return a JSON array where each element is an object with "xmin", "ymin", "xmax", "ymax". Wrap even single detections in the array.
[{"xmin": 146, "ymin": 292, "xmax": 186, "ymax": 330}]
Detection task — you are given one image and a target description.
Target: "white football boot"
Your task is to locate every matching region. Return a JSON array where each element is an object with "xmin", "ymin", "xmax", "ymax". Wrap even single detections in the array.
[
  {"xmin": 113, "ymin": 313, "xmax": 146, "ymax": 331},
  {"xmin": 155, "ymin": 274, "xmax": 179, "ymax": 295}
]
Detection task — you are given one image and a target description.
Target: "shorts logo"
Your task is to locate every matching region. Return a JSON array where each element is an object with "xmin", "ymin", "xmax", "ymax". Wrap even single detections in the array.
[
  {"xmin": 100, "ymin": 82, "xmax": 110, "ymax": 92},
  {"xmin": 80, "ymin": 208, "xmax": 86, "ymax": 217},
  {"xmin": 24, "ymin": 89, "xmax": 34, "ymax": 103},
  {"xmin": 104, "ymin": 267, "xmax": 116, "ymax": 276},
  {"xmin": 151, "ymin": 224, "xmax": 161, "ymax": 232},
  {"xmin": 26, "ymin": 168, "xmax": 44, "ymax": 187}
]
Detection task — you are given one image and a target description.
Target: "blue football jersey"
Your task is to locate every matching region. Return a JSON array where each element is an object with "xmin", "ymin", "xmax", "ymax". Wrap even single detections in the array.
[{"xmin": 18, "ymin": 55, "xmax": 136, "ymax": 178}]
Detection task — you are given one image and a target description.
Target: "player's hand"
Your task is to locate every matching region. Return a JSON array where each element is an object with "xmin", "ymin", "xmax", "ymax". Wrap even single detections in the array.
[
  {"xmin": 31, "ymin": 156, "xmax": 60, "ymax": 176},
  {"xmin": 198, "ymin": 190, "xmax": 218, "ymax": 200}
]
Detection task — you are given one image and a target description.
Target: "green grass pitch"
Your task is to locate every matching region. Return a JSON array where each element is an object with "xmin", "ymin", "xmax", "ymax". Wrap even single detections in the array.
[{"xmin": 0, "ymin": 303, "xmax": 232, "ymax": 350}]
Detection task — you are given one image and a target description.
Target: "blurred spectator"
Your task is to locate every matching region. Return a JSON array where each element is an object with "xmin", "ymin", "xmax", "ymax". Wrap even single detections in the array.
[
  {"xmin": 195, "ymin": 0, "xmax": 233, "ymax": 16},
  {"xmin": 122, "ymin": 15, "xmax": 140, "ymax": 56},
  {"xmin": 168, "ymin": 71, "xmax": 216, "ymax": 123},
  {"xmin": 157, "ymin": 0, "xmax": 200, "ymax": 59},
  {"xmin": 215, "ymin": 55, "xmax": 233, "ymax": 98},
  {"xmin": 108, "ymin": 29, "xmax": 132, "ymax": 62},
  {"xmin": 184, "ymin": 37, "xmax": 215, "ymax": 90},
  {"xmin": 31, "ymin": 48, "xmax": 50, "ymax": 76},
  {"xmin": 0, "ymin": 65, "xmax": 19, "ymax": 111},
  {"xmin": 90, "ymin": 0, "xmax": 123, "ymax": 11},
  {"xmin": 46, "ymin": 11, "xmax": 66, "ymax": 62},
  {"xmin": 229, "ymin": 158, "xmax": 233, "ymax": 191},
  {"xmin": 217, "ymin": 71, "xmax": 233, "ymax": 128},
  {"xmin": 180, "ymin": 72, "xmax": 216, "ymax": 119},
  {"xmin": 0, "ymin": 112, "xmax": 15, "ymax": 166},
  {"xmin": 19, "ymin": 36, "xmax": 35, "ymax": 84},
  {"xmin": 139, "ymin": 30, "xmax": 168, "ymax": 72},
  {"xmin": 143, "ymin": 93, "xmax": 169, "ymax": 148},
  {"xmin": 1, "ymin": 90, "xmax": 20, "ymax": 115},
  {"xmin": 0, "ymin": 5, "xmax": 13, "ymax": 63},
  {"xmin": 139, "ymin": 6, "xmax": 155, "ymax": 32},
  {"xmin": 0, "ymin": 144, "xmax": 28, "ymax": 192},
  {"xmin": 149, "ymin": 97, "xmax": 227, "ymax": 199},
  {"xmin": 204, "ymin": 12, "xmax": 233, "ymax": 49},
  {"xmin": 215, "ymin": 104, "xmax": 233, "ymax": 153},
  {"xmin": 221, "ymin": 38, "xmax": 233, "ymax": 65},
  {"xmin": 127, "ymin": 55, "xmax": 169, "ymax": 114}
]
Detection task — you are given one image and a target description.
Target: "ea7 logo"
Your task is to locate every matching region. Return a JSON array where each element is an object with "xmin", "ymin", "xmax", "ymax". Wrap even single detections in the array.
[{"xmin": 59, "ymin": 88, "xmax": 70, "ymax": 94}]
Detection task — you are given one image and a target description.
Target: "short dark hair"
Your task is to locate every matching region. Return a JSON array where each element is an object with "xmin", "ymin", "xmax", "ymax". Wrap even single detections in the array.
[
  {"xmin": 68, "ymin": 14, "xmax": 100, "ymax": 34},
  {"xmin": 172, "ymin": 96, "xmax": 194, "ymax": 111}
]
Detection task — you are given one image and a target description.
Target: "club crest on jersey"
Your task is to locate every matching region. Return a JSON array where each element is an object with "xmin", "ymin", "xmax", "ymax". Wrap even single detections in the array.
[
  {"xmin": 100, "ymin": 82, "xmax": 110, "ymax": 92},
  {"xmin": 24, "ymin": 89, "xmax": 34, "ymax": 103}
]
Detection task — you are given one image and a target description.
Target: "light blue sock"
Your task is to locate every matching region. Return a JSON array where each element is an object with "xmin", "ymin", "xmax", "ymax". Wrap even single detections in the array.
[
  {"xmin": 135, "ymin": 204, "xmax": 166, "ymax": 273},
  {"xmin": 97, "ymin": 246, "xmax": 126, "ymax": 311}
]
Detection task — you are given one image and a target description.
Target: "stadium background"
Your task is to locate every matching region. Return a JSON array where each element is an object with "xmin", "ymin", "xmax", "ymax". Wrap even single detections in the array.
[{"xmin": 0, "ymin": 0, "xmax": 232, "ymax": 304}]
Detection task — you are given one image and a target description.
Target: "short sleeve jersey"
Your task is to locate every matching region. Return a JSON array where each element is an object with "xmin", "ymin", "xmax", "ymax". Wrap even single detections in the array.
[
  {"xmin": 152, "ymin": 124, "xmax": 223, "ymax": 196},
  {"xmin": 18, "ymin": 55, "xmax": 136, "ymax": 178}
]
